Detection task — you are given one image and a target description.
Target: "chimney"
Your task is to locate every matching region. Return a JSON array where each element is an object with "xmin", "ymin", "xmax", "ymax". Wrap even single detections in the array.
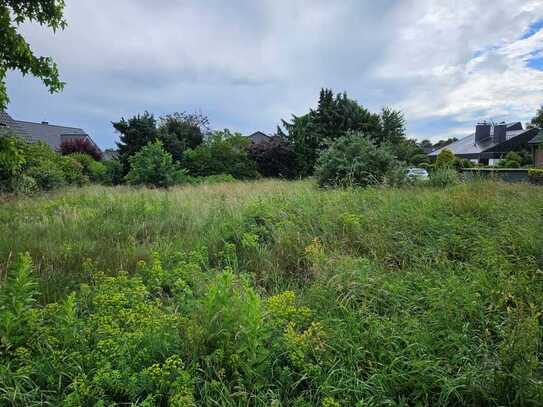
[
  {"xmin": 41, "ymin": 121, "xmax": 49, "ymax": 125},
  {"xmin": 475, "ymin": 122, "xmax": 491, "ymax": 143},
  {"xmin": 493, "ymin": 123, "xmax": 506, "ymax": 144}
]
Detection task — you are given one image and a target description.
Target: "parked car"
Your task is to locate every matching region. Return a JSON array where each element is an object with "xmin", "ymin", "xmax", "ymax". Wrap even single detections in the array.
[{"xmin": 406, "ymin": 167, "xmax": 429, "ymax": 181}]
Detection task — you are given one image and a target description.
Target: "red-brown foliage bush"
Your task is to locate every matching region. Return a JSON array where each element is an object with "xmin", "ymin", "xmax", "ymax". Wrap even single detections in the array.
[{"xmin": 60, "ymin": 138, "xmax": 102, "ymax": 161}]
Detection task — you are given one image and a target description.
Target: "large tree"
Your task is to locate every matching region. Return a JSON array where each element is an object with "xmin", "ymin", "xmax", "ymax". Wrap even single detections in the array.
[
  {"xmin": 0, "ymin": 0, "xmax": 66, "ymax": 109},
  {"xmin": 114, "ymin": 112, "xmax": 159, "ymax": 173},
  {"xmin": 158, "ymin": 112, "xmax": 208, "ymax": 162},
  {"xmin": 278, "ymin": 89, "xmax": 407, "ymax": 176}
]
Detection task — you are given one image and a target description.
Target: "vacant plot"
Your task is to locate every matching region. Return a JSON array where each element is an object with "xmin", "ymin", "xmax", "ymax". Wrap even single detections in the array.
[{"xmin": 1, "ymin": 180, "xmax": 542, "ymax": 405}]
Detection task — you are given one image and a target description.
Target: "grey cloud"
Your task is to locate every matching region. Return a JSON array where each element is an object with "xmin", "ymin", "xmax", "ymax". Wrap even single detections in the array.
[{"xmin": 5, "ymin": 0, "xmax": 543, "ymax": 147}]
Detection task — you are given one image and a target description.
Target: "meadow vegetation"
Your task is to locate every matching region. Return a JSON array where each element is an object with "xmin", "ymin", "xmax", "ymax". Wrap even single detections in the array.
[{"xmin": 1, "ymin": 179, "xmax": 543, "ymax": 405}]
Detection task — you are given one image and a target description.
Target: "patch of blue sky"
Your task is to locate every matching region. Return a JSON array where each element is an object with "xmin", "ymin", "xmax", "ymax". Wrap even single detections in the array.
[
  {"xmin": 521, "ymin": 19, "xmax": 543, "ymax": 40},
  {"xmin": 527, "ymin": 56, "xmax": 543, "ymax": 71}
]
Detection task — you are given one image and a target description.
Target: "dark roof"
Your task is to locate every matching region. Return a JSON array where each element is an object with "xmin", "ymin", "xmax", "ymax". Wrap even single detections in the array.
[
  {"xmin": 428, "ymin": 123, "xmax": 534, "ymax": 157},
  {"xmin": 15, "ymin": 120, "xmax": 88, "ymax": 149},
  {"xmin": 248, "ymin": 131, "xmax": 271, "ymax": 144},
  {"xmin": 528, "ymin": 129, "xmax": 543, "ymax": 145},
  {"xmin": 0, "ymin": 111, "xmax": 26, "ymax": 136},
  {"xmin": 0, "ymin": 111, "xmax": 100, "ymax": 152}
]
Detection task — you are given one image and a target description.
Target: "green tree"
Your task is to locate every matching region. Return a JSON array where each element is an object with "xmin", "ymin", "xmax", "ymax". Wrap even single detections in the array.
[
  {"xmin": 375, "ymin": 107, "xmax": 406, "ymax": 145},
  {"xmin": 530, "ymin": 106, "xmax": 543, "ymax": 129},
  {"xmin": 0, "ymin": 0, "xmax": 66, "ymax": 109},
  {"xmin": 435, "ymin": 149, "xmax": 455, "ymax": 168},
  {"xmin": 125, "ymin": 140, "xmax": 186, "ymax": 188},
  {"xmin": 279, "ymin": 88, "xmax": 381, "ymax": 176},
  {"xmin": 183, "ymin": 129, "xmax": 259, "ymax": 179},
  {"xmin": 114, "ymin": 112, "xmax": 159, "ymax": 173},
  {"xmin": 158, "ymin": 112, "xmax": 208, "ymax": 162}
]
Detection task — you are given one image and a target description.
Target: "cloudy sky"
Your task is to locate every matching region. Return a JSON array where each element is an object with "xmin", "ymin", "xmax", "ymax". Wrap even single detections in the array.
[{"xmin": 5, "ymin": 0, "xmax": 543, "ymax": 148}]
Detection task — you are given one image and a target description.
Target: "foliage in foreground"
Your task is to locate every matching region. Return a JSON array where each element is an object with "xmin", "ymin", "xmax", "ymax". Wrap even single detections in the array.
[
  {"xmin": 1, "ymin": 180, "xmax": 543, "ymax": 405},
  {"xmin": 0, "ymin": 0, "xmax": 66, "ymax": 109}
]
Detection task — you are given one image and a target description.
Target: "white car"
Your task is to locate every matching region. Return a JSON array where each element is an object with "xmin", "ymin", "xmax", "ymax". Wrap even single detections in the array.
[{"xmin": 406, "ymin": 167, "xmax": 429, "ymax": 181}]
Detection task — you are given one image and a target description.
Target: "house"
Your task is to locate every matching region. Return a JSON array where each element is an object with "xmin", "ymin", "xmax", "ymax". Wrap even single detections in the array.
[
  {"xmin": 0, "ymin": 111, "xmax": 100, "ymax": 153},
  {"xmin": 528, "ymin": 129, "xmax": 543, "ymax": 167},
  {"xmin": 428, "ymin": 122, "xmax": 539, "ymax": 165},
  {"xmin": 247, "ymin": 131, "xmax": 272, "ymax": 144}
]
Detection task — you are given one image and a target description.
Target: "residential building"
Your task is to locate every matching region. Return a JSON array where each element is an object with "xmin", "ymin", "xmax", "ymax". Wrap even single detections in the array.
[
  {"xmin": 428, "ymin": 122, "xmax": 539, "ymax": 165},
  {"xmin": 247, "ymin": 131, "xmax": 271, "ymax": 144},
  {"xmin": 0, "ymin": 111, "xmax": 100, "ymax": 152}
]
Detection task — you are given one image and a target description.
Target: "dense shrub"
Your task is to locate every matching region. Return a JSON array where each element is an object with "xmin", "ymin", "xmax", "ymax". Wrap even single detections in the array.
[
  {"xmin": 102, "ymin": 159, "xmax": 124, "ymax": 185},
  {"xmin": 247, "ymin": 136, "xmax": 297, "ymax": 179},
  {"xmin": 10, "ymin": 174, "xmax": 39, "ymax": 194},
  {"xmin": 453, "ymin": 157, "xmax": 474, "ymax": 170},
  {"xmin": 125, "ymin": 140, "xmax": 187, "ymax": 187},
  {"xmin": 0, "ymin": 134, "xmax": 26, "ymax": 184},
  {"xmin": 528, "ymin": 168, "xmax": 543, "ymax": 185},
  {"xmin": 69, "ymin": 152, "xmax": 107, "ymax": 182},
  {"xmin": 183, "ymin": 130, "xmax": 259, "ymax": 179},
  {"xmin": 59, "ymin": 155, "xmax": 89, "ymax": 186},
  {"xmin": 60, "ymin": 137, "xmax": 102, "ymax": 160},
  {"xmin": 498, "ymin": 151, "xmax": 523, "ymax": 168},
  {"xmin": 435, "ymin": 148, "xmax": 455, "ymax": 168},
  {"xmin": 315, "ymin": 132, "xmax": 405, "ymax": 187},
  {"xmin": 429, "ymin": 167, "xmax": 460, "ymax": 187}
]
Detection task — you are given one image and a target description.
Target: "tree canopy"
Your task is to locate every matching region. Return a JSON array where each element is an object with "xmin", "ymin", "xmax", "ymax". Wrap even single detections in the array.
[
  {"xmin": 531, "ymin": 106, "xmax": 543, "ymax": 129},
  {"xmin": 158, "ymin": 112, "xmax": 208, "ymax": 162},
  {"xmin": 0, "ymin": 0, "xmax": 67, "ymax": 109},
  {"xmin": 278, "ymin": 88, "xmax": 420, "ymax": 176},
  {"xmin": 114, "ymin": 112, "xmax": 159, "ymax": 172}
]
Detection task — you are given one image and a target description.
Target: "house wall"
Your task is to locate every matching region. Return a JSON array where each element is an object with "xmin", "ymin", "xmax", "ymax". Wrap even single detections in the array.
[{"xmin": 535, "ymin": 149, "xmax": 543, "ymax": 168}]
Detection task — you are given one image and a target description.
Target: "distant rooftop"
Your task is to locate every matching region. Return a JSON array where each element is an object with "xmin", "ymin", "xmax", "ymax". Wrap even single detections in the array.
[
  {"xmin": 428, "ymin": 122, "xmax": 537, "ymax": 158},
  {"xmin": 0, "ymin": 111, "xmax": 99, "ymax": 152}
]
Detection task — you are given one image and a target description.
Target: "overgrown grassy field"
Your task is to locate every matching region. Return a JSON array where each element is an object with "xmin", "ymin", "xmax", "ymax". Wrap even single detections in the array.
[{"xmin": 1, "ymin": 180, "xmax": 542, "ymax": 405}]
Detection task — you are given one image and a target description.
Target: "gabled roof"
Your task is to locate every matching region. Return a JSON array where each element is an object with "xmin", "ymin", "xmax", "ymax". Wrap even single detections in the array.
[
  {"xmin": 0, "ymin": 111, "xmax": 100, "ymax": 152},
  {"xmin": 0, "ymin": 111, "xmax": 26, "ymax": 137},
  {"xmin": 528, "ymin": 129, "xmax": 543, "ymax": 145},
  {"xmin": 248, "ymin": 131, "xmax": 271, "ymax": 144},
  {"xmin": 14, "ymin": 120, "xmax": 88, "ymax": 150},
  {"xmin": 428, "ymin": 122, "xmax": 535, "ymax": 157}
]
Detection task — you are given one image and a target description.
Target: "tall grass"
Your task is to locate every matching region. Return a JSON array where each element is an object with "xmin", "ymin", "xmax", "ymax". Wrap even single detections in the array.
[{"xmin": 1, "ymin": 179, "xmax": 543, "ymax": 405}]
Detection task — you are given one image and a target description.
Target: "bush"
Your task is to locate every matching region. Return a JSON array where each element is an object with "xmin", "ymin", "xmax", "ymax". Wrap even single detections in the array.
[
  {"xmin": 428, "ymin": 167, "xmax": 460, "ymax": 187},
  {"xmin": 59, "ymin": 155, "xmax": 89, "ymax": 186},
  {"xmin": 0, "ymin": 134, "xmax": 26, "ymax": 184},
  {"xmin": 453, "ymin": 158, "xmax": 474, "ymax": 170},
  {"xmin": 10, "ymin": 175, "xmax": 39, "ymax": 194},
  {"xmin": 528, "ymin": 168, "xmax": 543, "ymax": 185},
  {"xmin": 182, "ymin": 130, "xmax": 259, "ymax": 179},
  {"xmin": 435, "ymin": 148, "xmax": 455, "ymax": 168},
  {"xmin": 498, "ymin": 159, "xmax": 521, "ymax": 168},
  {"xmin": 69, "ymin": 153, "xmax": 107, "ymax": 183},
  {"xmin": 102, "ymin": 159, "xmax": 124, "ymax": 185},
  {"xmin": 247, "ymin": 136, "xmax": 297, "ymax": 179},
  {"xmin": 315, "ymin": 132, "xmax": 405, "ymax": 187},
  {"xmin": 125, "ymin": 140, "xmax": 188, "ymax": 187},
  {"xmin": 59, "ymin": 137, "xmax": 102, "ymax": 160},
  {"xmin": 26, "ymin": 163, "xmax": 67, "ymax": 190}
]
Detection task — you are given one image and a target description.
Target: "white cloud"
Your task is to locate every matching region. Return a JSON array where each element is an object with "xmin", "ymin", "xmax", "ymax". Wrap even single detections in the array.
[{"xmin": 5, "ymin": 0, "xmax": 543, "ymax": 146}]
